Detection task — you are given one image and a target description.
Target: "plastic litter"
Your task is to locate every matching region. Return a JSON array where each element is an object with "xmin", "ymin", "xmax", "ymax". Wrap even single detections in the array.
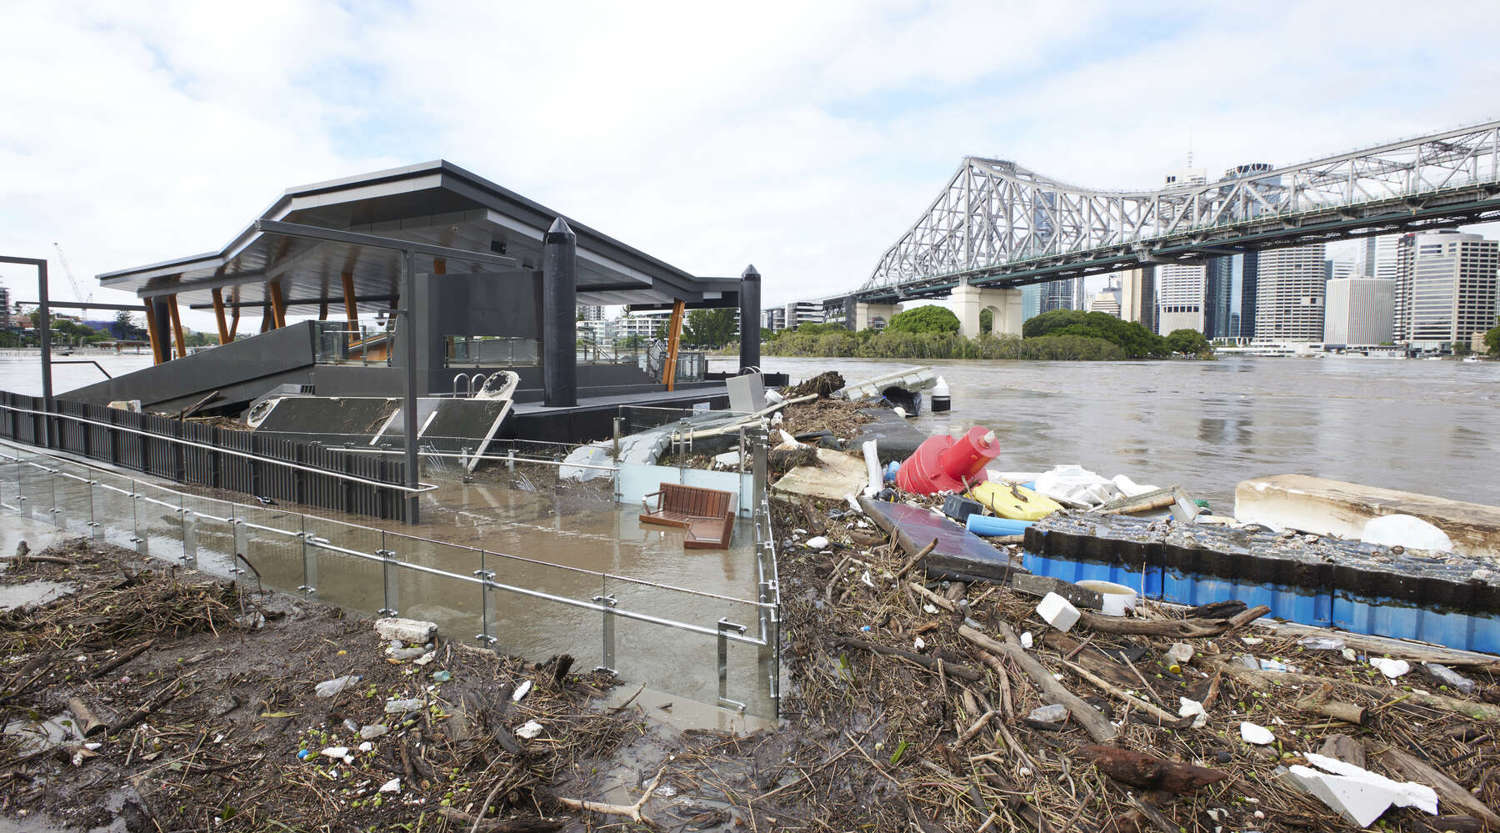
[
  {"xmin": 374, "ymin": 617, "xmax": 438, "ymax": 644},
  {"xmin": 384, "ymin": 698, "xmax": 423, "ymax": 714},
  {"xmin": 1020, "ymin": 631, "xmax": 1034, "ymax": 650},
  {"xmin": 965, "ymin": 514, "xmax": 1031, "ymax": 537},
  {"xmin": 387, "ymin": 645, "xmax": 426, "ymax": 661},
  {"xmin": 883, "ymin": 461, "xmax": 900, "ymax": 482},
  {"xmin": 1298, "ymin": 637, "xmax": 1346, "ymax": 651},
  {"xmin": 314, "ymin": 675, "xmax": 360, "ymax": 698},
  {"xmin": 942, "ymin": 495, "xmax": 985, "ymax": 525},
  {"xmin": 1073, "ymin": 580, "xmax": 1137, "ymax": 617},
  {"xmin": 930, "ymin": 376, "xmax": 950, "ymax": 412},
  {"xmin": 296, "ymin": 749, "xmax": 311, "ymax": 760},
  {"xmin": 1239, "ymin": 721, "xmax": 1275, "ymax": 745},
  {"xmin": 1286, "ymin": 752, "xmax": 1438, "ymax": 827},
  {"xmin": 1178, "ymin": 697, "xmax": 1207, "ymax": 728},
  {"xmin": 1033, "ymin": 465, "xmax": 1122, "ymax": 507},
  {"xmin": 894, "ymin": 425, "xmax": 1002, "ymax": 495},
  {"xmin": 1421, "ymin": 662, "xmax": 1476, "ymax": 694},
  {"xmin": 1036, "ymin": 592, "xmax": 1080, "ymax": 633},
  {"xmin": 379, "ymin": 778, "xmax": 401, "ymax": 793},
  {"xmin": 1110, "ymin": 473, "xmax": 1159, "ymax": 497},
  {"xmin": 805, "ymin": 536, "xmax": 830, "ymax": 551},
  {"xmin": 413, "ymin": 651, "xmax": 435, "ymax": 666},
  {"xmin": 1028, "ymin": 704, "xmax": 1068, "ymax": 724},
  {"xmin": 512, "ymin": 680, "xmax": 533, "ymax": 702},
  {"xmin": 1167, "ymin": 643, "xmax": 1195, "ymax": 665},
  {"xmin": 357, "ymin": 741, "xmax": 373, "ymax": 752},
  {"xmin": 430, "ymin": 670, "xmax": 452, "ymax": 683},
  {"xmin": 1369, "ymin": 658, "xmax": 1410, "ymax": 679},
  {"xmin": 342, "ymin": 718, "xmax": 359, "ymax": 733},
  {"xmin": 1360, "ymin": 514, "xmax": 1453, "ymax": 552},
  {"xmin": 862, "ymin": 440, "xmax": 882, "ymax": 497},
  {"xmin": 320, "ymin": 746, "xmax": 353, "ymax": 763},
  {"xmin": 359, "ymin": 724, "xmax": 389, "ymax": 740},
  {"xmin": 516, "ymin": 720, "xmax": 544, "ymax": 739}
]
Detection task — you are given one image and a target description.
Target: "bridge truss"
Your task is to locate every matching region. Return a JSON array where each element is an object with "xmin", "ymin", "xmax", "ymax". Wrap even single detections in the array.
[{"xmin": 862, "ymin": 120, "xmax": 1500, "ymax": 301}]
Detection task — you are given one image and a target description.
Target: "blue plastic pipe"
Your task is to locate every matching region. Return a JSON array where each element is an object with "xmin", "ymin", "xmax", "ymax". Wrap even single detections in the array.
[{"xmin": 966, "ymin": 515, "xmax": 1033, "ymax": 537}]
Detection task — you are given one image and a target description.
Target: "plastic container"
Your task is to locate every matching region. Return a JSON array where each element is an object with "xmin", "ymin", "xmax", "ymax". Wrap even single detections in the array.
[
  {"xmin": 1075, "ymin": 580, "xmax": 1138, "ymax": 617},
  {"xmin": 931, "ymin": 376, "xmax": 951, "ymax": 412},
  {"xmin": 965, "ymin": 514, "xmax": 1032, "ymax": 537}
]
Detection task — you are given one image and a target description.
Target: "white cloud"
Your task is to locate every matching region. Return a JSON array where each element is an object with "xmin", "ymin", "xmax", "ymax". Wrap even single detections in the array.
[{"xmin": 4, "ymin": 0, "xmax": 1500, "ymax": 330}]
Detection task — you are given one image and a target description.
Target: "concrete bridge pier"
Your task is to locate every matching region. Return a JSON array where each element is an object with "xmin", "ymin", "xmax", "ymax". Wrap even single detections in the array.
[
  {"xmin": 951, "ymin": 281, "xmax": 1023, "ymax": 337},
  {"xmin": 850, "ymin": 300, "xmax": 897, "ymax": 331}
]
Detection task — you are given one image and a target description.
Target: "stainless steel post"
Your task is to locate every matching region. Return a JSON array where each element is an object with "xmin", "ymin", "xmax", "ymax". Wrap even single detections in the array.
[
  {"xmin": 181, "ymin": 496, "xmax": 197, "ymax": 568},
  {"xmin": 474, "ymin": 553, "xmax": 496, "ymax": 648},
  {"xmin": 592, "ymin": 590, "xmax": 617, "ymax": 673},
  {"xmin": 400, "ymin": 250, "xmax": 421, "ymax": 523},
  {"xmin": 717, "ymin": 618, "xmax": 747, "ymax": 712},
  {"xmin": 299, "ymin": 519, "xmax": 318, "ymax": 596},
  {"xmin": 378, "ymin": 533, "xmax": 398, "ymax": 616},
  {"xmin": 88, "ymin": 477, "xmax": 102, "ymax": 542}
]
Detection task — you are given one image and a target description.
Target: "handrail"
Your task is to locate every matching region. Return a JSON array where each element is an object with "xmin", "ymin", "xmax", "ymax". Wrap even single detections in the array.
[{"xmin": 0, "ymin": 401, "xmax": 435, "ymax": 494}]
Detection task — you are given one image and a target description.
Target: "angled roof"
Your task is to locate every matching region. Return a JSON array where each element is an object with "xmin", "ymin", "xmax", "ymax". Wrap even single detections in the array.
[{"xmin": 99, "ymin": 161, "xmax": 737, "ymax": 312}]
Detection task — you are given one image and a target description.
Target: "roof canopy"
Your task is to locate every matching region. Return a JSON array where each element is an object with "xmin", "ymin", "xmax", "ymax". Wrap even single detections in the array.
[{"xmin": 99, "ymin": 161, "xmax": 739, "ymax": 313}]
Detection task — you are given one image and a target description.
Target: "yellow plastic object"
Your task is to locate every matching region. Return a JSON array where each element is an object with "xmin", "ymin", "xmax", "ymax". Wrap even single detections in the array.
[{"xmin": 968, "ymin": 481, "xmax": 1064, "ymax": 521}]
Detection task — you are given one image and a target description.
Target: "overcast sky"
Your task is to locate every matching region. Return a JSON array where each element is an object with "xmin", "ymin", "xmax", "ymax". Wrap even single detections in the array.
[{"xmin": 4, "ymin": 0, "xmax": 1500, "ymax": 329}]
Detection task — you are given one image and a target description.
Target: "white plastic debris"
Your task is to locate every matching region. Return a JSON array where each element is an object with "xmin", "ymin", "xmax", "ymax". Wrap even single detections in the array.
[
  {"xmin": 314, "ymin": 675, "xmax": 361, "ymax": 698},
  {"xmin": 413, "ymin": 651, "xmax": 435, "ymax": 666},
  {"xmin": 1178, "ymin": 697, "xmax": 1207, "ymax": 728},
  {"xmin": 805, "ymin": 536, "xmax": 830, "ymax": 551},
  {"xmin": 1033, "ymin": 465, "xmax": 1123, "ymax": 507},
  {"xmin": 1036, "ymin": 592, "xmax": 1081, "ymax": 632},
  {"xmin": 922, "ymin": 604, "xmax": 939, "ymax": 614},
  {"xmin": 1239, "ymin": 721, "xmax": 1275, "ymax": 745},
  {"xmin": 512, "ymin": 680, "xmax": 533, "ymax": 702},
  {"xmin": 1020, "ymin": 631, "xmax": 1034, "ymax": 650},
  {"xmin": 1369, "ymin": 658, "xmax": 1410, "ymax": 679},
  {"xmin": 1074, "ymin": 580, "xmax": 1137, "ymax": 616},
  {"xmin": 1286, "ymin": 752, "xmax": 1438, "ymax": 827},
  {"xmin": 1341, "ymin": 647, "xmax": 1359, "ymax": 662},
  {"xmin": 1361, "ymin": 514, "xmax": 1453, "ymax": 552},
  {"xmin": 1028, "ymin": 704, "xmax": 1068, "ymax": 724},
  {"xmin": 515, "ymin": 720, "xmax": 544, "ymax": 739},
  {"xmin": 387, "ymin": 645, "xmax": 427, "ymax": 661},
  {"xmin": 1167, "ymin": 643, "xmax": 1195, "ymax": 665},
  {"xmin": 320, "ymin": 746, "xmax": 353, "ymax": 763},
  {"xmin": 913, "ymin": 637, "xmax": 926, "ymax": 651},
  {"xmin": 379, "ymin": 778, "xmax": 401, "ymax": 793},
  {"xmin": 374, "ymin": 617, "xmax": 438, "ymax": 644},
  {"xmin": 357, "ymin": 741, "xmax": 373, "ymax": 753},
  {"xmin": 862, "ymin": 440, "xmax": 881, "ymax": 497},
  {"xmin": 1298, "ymin": 637, "xmax": 1346, "ymax": 651},
  {"xmin": 860, "ymin": 570, "xmax": 875, "ymax": 588},
  {"xmin": 359, "ymin": 724, "xmax": 389, "ymax": 740}
]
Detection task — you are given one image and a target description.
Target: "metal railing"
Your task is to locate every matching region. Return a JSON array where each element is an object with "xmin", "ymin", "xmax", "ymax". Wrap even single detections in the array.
[
  {"xmin": 0, "ymin": 392, "xmax": 417, "ymax": 521},
  {"xmin": 0, "ymin": 437, "xmax": 781, "ymax": 717}
]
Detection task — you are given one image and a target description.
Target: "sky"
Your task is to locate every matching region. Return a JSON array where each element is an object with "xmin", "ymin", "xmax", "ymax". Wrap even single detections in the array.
[{"xmin": 4, "ymin": 0, "xmax": 1500, "ymax": 330}]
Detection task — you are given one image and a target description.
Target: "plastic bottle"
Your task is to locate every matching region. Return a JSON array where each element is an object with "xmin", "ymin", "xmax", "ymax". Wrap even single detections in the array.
[{"xmin": 930, "ymin": 376, "xmax": 951, "ymax": 412}]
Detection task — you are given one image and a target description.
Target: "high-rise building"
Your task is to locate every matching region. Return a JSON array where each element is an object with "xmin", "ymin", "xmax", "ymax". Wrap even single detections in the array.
[
  {"xmin": 576, "ymin": 304, "xmax": 605, "ymax": 321},
  {"xmin": 1214, "ymin": 163, "xmax": 1276, "ymax": 339},
  {"xmin": 613, "ymin": 310, "xmax": 674, "ymax": 341},
  {"xmin": 1254, "ymin": 243, "xmax": 1327, "ymax": 342},
  {"xmin": 0, "ymin": 286, "xmax": 10, "ymax": 329},
  {"xmin": 1118, "ymin": 267, "xmax": 1155, "ymax": 332},
  {"xmin": 1087, "ymin": 280, "xmax": 1122, "ymax": 317},
  {"xmin": 1039, "ymin": 279, "xmax": 1076, "ymax": 313},
  {"xmin": 1156, "ymin": 263, "xmax": 1206, "ymax": 334},
  {"xmin": 1237, "ymin": 250, "xmax": 1260, "ymax": 338},
  {"xmin": 1021, "ymin": 284, "xmax": 1042, "ymax": 321},
  {"xmin": 1324, "ymin": 278, "xmax": 1395, "ymax": 346},
  {"xmin": 1393, "ymin": 230, "xmax": 1500, "ymax": 347},
  {"xmin": 1325, "ymin": 259, "xmax": 1356, "ymax": 282},
  {"xmin": 1204, "ymin": 257, "xmax": 1234, "ymax": 339},
  {"xmin": 1164, "ymin": 167, "xmax": 1208, "ymax": 187},
  {"xmin": 1362, "ymin": 235, "xmax": 1399, "ymax": 281}
]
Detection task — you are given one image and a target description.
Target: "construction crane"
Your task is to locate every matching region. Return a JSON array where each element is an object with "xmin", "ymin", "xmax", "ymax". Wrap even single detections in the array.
[{"xmin": 52, "ymin": 242, "xmax": 94, "ymax": 315}]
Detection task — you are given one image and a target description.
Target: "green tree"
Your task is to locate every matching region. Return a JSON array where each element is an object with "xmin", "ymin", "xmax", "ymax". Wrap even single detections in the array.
[
  {"xmin": 1163, "ymin": 328, "xmax": 1211, "ymax": 356},
  {"xmin": 682, "ymin": 308, "xmax": 737, "ymax": 347},
  {"xmin": 979, "ymin": 307, "xmax": 993, "ymax": 334},
  {"xmin": 1485, "ymin": 317, "xmax": 1500, "ymax": 357},
  {"xmin": 886, "ymin": 305, "xmax": 960, "ymax": 334},
  {"xmin": 1023, "ymin": 309, "xmax": 1166, "ymax": 358}
]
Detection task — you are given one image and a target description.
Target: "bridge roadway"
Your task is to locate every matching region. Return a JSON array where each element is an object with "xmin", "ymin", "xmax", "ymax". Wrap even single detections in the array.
[{"xmin": 857, "ymin": 119, "xmax": 1500, "ymax": 305}]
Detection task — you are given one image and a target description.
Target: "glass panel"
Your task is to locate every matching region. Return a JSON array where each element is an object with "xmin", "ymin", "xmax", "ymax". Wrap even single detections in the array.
[
  {"xmin": 387, "ymin": 536, "xmax": 485, "ymax": 648},
  {"xmin": 234, "ymin": 504, "xmax": 305, "ymax": 595},
  {"xmin": 299, "ymin": 517, "xmax": 386, "ymax": 615},
  {"xmin": 182, "ymin": 493, "xmax": 239, "ymax": 578},
  {"xmin": 51, "ymin": 462, "xmax": 94, "ymax": 537},
  {"xmin": 481, "ymin": 548, "xmax": 603, "ymax": 669},
  {"xmin": 91, "ymin": 471, "xmax": 138, "ymax": 552},
  {"xmin": 134, "ymin": 480, "xmax": 186, "ymax": 564}
]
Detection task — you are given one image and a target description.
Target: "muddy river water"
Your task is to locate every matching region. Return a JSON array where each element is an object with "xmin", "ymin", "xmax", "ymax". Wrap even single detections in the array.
[{"xmin": 730, "ymin": 355, "xmax": 1500, "ymax": 511}]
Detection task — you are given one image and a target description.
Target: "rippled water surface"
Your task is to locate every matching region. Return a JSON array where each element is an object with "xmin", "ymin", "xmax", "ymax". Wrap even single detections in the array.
[{"xmin": 730, "ymin": 355, "xmax": 1500, "ymax": 511}]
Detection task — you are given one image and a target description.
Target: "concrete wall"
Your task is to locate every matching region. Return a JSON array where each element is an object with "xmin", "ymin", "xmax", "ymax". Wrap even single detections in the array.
[{"xmin": 951, "ymin": 283, "xmax": 1023, "ymax": 337}]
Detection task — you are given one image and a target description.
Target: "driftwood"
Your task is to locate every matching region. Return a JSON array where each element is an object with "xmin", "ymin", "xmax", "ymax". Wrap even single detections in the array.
[
  {"xmin": 1317, "ymin": 734, "xmax": 1366, "ymax": 768},
  {"xmin": 552, "ymin": 766, "xmax": 666, "ymax": 827},
  {"xmin": 1081, "ymin": 745, "xmax": 1229, "ymax": 794},
  {"xmin": 435, "ymin": 808, "xmax": 562, "ymax": 832},
  {"xmin": 834, "ymin": 637, "xmax": 983, "ymax": 682},
  {"xmin": 1077, "ymin": 604, "xmax": 1269, "ymax": 638},
  {"xmin": 1295, "ymin": 684, "xmax": 1367, "ymax": 725},
  {"xmin": 1041, "ymin": 632, "xmax": 1137, "ymax": 689},
  {"xmin": 958, "ymin": 623, "xmax": 1116, "ymax": 743},
  {"xmin": 1060, "ymin": 660, "xmax": 1192, "ymax": 728}
]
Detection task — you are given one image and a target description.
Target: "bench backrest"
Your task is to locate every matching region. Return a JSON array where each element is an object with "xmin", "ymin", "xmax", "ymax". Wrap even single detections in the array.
[{"xmin": 659, "ymin": 482, "xmax": 733, "ymax": 518}]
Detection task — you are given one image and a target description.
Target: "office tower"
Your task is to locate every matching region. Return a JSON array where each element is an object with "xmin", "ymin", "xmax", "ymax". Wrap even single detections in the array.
[
  {"xmin": 1238, "ymin": 250, "xmax": 1260, "ymax": 338},
  {"xmin": 1254, "ymin": 243, "xmax": 1327, "ymax": 342},
  {"xmin": 1362, "ymin": 235, "xmax": 1399, "ymax": 281},
  {"xmin": 1088, "ymin": 280, "xmax": 1122, "ymax": 317},
  {"xmin": 762, "ymin": 307, "xmax": 787, "ymax": 331},
  {"xmin": 783, "ymin": 301, "xmax": 825, "ymax": 328},
  {"xmin": 1325, "ymin": 259, "xmax": 1356, "ymax": 281},
  {"xmin": 1323, "ymin": 278, "xmax": 1395, "ymax": 345},
  {"xmin": 1204, "ymin": 257, "xmax": 1234, "ymax": 339},
  {"xmin": 1393, "ymin": 230, "xmax": 1500, "ymax": 346},
  {"xmin": 1039, "ymin": 279, "xmax": 1076, "ymax": 312},
  {"xmin": 1156, "ymin": 263, "xmax": 1206, "ymax": 334},
  {"xmin": 0, "ymin": 286, "xmax": 9, "ymax": 329},
  {"xmin": 1118, "ymin": 267, "xmax": 1156, "ymax": 332},
  {"xmin": 576, "ymin": 304, "xmax": 604, "ymax": 321},
  {"xmin": 1021, "ymin": 284, "xmax": 1042, "ymax": 321}
]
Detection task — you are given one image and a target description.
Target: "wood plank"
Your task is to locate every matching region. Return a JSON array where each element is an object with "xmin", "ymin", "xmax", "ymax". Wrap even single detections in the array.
[
  {"xmin": 211, "ymin": 288, "xmax": 230, "ymax": 345},
  {"xmin": 167, "ymin": 295, "xmax": 187, "ymax": 359}
]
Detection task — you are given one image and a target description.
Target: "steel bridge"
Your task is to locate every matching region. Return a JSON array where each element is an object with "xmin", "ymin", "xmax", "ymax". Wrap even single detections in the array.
[{"xmin": 859, "ymin": 119, "xmax": 1500, "ymax": 303}]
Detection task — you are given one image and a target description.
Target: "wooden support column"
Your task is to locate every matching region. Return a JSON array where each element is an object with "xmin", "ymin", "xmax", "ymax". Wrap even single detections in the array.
[
  {"xmin": 318, "ymin": 295, "xmax": 328, "ymax": 320},
  {"xmin": 211, "ymin": 288, "xmax": 231, "ymax": 345},
  {"xmin": 662, "ymin": 300, "xmax": 685, "ymax": 391},
  {"xmin": 167, "ymin": 294, "xmax": 187, "ymax": 359},
  {"xmin": 228, "ymin": 301, "xmax": 240, "ymax": 340},
  {"xmin": 260, "ymin": 301, "xmax": 273, "ymax": 333},
  {"xmin": 341, "ymin": 270, "xmax": 358, "ymax": 336},
  {"xmin": 268, "ymin": 281, "xmax": 287, "ymax": 329},
  {"xmin": 143, "ymin": 300, "xmax": 166, "ymax": 364}
]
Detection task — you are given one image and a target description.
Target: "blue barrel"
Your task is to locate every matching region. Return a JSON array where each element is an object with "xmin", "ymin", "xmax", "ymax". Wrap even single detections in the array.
[{"xmin": 966, "ymin": 515, "xmax": 1033, "ymax": 537}]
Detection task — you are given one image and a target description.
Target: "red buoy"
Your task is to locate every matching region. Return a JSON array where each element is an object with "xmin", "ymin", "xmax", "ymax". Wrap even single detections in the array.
[{"xmin": 894, "ymin": 426, "xmax": 1001, "ymax": 494}]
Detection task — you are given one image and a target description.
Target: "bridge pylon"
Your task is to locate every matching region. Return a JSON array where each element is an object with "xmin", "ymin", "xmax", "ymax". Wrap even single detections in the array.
[{"xmin": 952, "ymin": 281, "xmax": 1022, "ymax": 338}]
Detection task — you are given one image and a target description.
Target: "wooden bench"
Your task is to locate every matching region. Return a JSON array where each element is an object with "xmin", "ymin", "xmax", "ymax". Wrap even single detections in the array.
[{"xmin": 639, "ymin": 482, "xmax": 736, "ymax": 549}]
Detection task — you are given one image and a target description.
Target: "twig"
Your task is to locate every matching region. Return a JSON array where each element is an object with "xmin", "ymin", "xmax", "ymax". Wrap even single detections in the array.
[
  {"xmin": 1060, "ymin": 660, "xmax": 1190, "ymax": 728},
  {"xmin": 959, "ymin": 624, "xmax": 1116, "ymax": 743},
  {"xmin": 552, "ymin": 765, "xmax": 666, "ymax": 827},
  {"xmin": 834, "ymin": 636, "xmax": 983, "ymax": 682}
]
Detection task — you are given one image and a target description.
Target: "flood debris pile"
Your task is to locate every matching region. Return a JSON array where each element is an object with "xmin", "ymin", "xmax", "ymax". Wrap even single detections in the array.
[
  {"xmin": 0, "ymin": 540, "xmax": 639, "ymax": 832},
  {"xmin": 751, "ymin": 501, "xmax": 1500, "ymax": 832}
]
